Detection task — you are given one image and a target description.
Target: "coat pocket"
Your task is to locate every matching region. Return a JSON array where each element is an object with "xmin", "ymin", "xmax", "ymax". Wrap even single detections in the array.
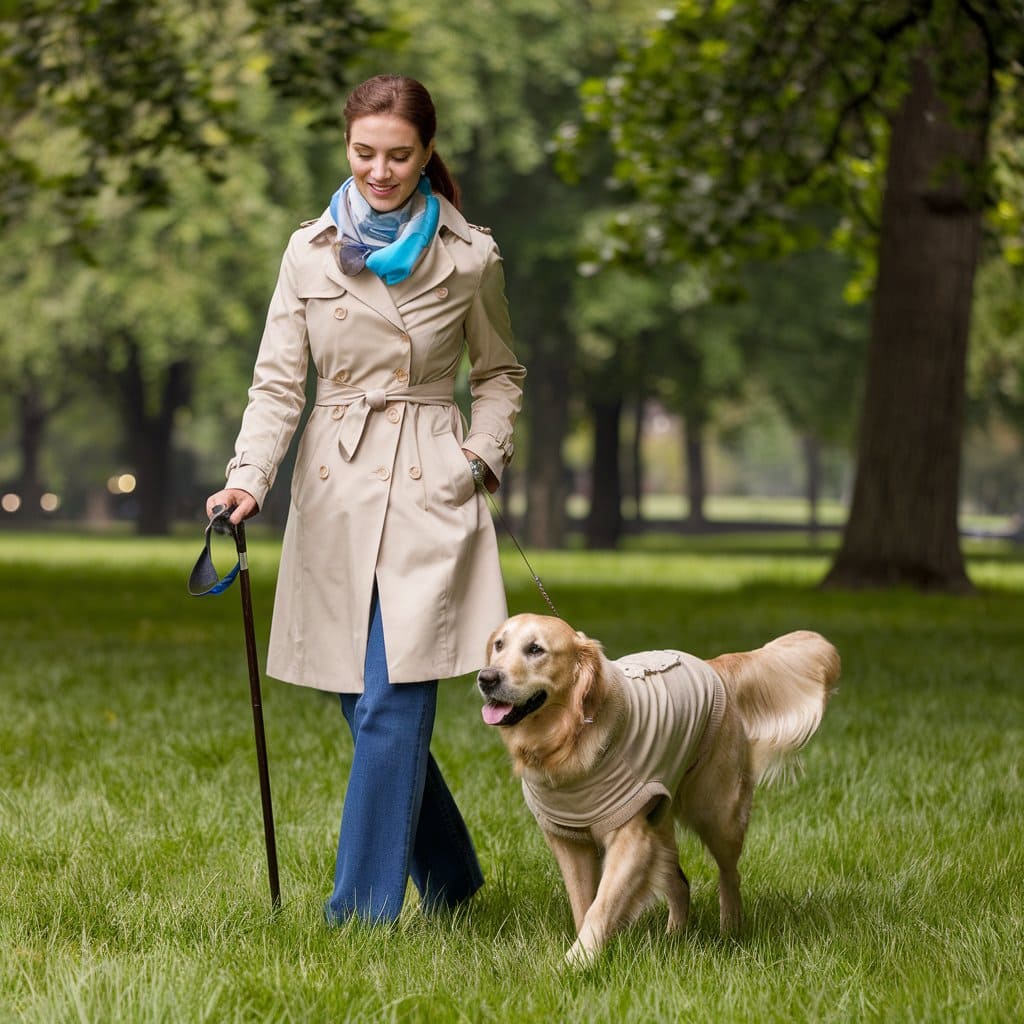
[
  {"xmin": 430, "ymin": 426, "xmax": 477, "ymax": 508},
  {"xmin": 290, "ymin": 409, "xmax": 336, "ymax": 510}
]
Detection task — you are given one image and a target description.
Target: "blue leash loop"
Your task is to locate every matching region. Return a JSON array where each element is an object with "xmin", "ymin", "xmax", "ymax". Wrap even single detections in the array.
[{"xmin": 188, "ymin": 507, "xmax": 241, "ymax": 596}]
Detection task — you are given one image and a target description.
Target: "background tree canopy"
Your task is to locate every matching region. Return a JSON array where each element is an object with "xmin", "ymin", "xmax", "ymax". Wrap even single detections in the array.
[
  {"xmin": 0, "ymin": 0, "xmax": 376, "ymax": 236},
  {"xmin": 562, "ymin": 0, "xmax": 1024, "ymax": 588},
  {"xmin": 2, "ymin": 0, "xmax": 1023, "ymax": 590},
  {"xmin": 0, "ymin": 0, "xmax": 374, "ymax": 532}
]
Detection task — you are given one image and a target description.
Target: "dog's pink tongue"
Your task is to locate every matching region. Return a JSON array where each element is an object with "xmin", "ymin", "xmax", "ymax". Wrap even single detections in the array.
[{"xmin": 482, "ymin": 702, "xmax": 513, "ymax": 726}]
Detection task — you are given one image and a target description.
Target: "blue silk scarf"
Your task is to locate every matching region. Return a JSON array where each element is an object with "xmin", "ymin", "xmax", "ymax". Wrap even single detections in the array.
[{"xmin": 329, "ymin": 176, "xmax": 439, "ymax": 285}]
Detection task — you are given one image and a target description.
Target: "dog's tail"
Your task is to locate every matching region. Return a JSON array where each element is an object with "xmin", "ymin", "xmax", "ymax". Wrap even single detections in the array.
[{"xmin": 708, "ymin": 631, "xmax": 840, "ymax": 784}]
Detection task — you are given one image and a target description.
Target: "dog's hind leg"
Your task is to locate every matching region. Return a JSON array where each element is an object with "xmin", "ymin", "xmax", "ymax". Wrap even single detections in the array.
[
  {"xmin": 651, "ymin": 814, "xmax": 689, "ymax": 933},
  {"xmin": 685, "ymin": 783, "xmax": 749, "ymax": 934},
  {"xmin": 688, "ymin": 786, "xmax": 750, "ymax": 935},
  {"xmin": 703, "ymin": 827, "xmax": 744, "ymax": 935},
  {"xmin": 682, "ymin": 707, "xmax": 753, "ymax": 935}
]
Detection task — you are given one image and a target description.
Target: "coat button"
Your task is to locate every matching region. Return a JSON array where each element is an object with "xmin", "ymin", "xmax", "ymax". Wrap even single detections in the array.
[
  {"xmin": 319, "ymin": 465, "xmax": 330, "ymax": 479},
  {"xmin": 393, "ymin": 368, "xmax": 409, "ymax": 383},
  {"xmin": 409, "ymin": 466, "xmax": 422, "ymax": 480},
  {"xmin": 333, "ymin": 369, "xmax": 350, "ymax": 383},
  {"xmin": 435, "ymin": 286, "xmax": 449, "ymax": 299},
  {"xmin": 398, "ymin": 331, "xmax": 411, "ymax": 343},
  {"xmin": 375, "ymin": 466, "xmax": 390, "ymax": 480},
  {"xmin": 386, "ymin": 407, "xmax": 401, "ymax": 424},
  {"xmin": 333, "ymin": 307, "xmax": 348, "ymax": 320}
]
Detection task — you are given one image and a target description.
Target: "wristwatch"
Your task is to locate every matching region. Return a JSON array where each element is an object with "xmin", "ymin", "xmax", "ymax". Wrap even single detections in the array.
[{"xmin": 467, "ymin": 458, "xmax": 488, "ymax": 488}]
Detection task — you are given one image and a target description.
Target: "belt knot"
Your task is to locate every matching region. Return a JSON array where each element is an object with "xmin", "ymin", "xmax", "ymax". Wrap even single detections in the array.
[{"xmin": 314, "ymin": 376, "xmax": 457, "ymax": 461}]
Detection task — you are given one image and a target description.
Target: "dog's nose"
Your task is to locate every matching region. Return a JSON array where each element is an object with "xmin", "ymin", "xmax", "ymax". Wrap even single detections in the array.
[{"xmin": 477, "ymin": 667, "xmax": 501, "ymax": 694}]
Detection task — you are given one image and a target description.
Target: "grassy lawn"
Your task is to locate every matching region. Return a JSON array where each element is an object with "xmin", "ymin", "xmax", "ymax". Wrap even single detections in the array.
[{"xmin": 1, "ymin": 530, "xmax": 1022, "ymax": 1022}]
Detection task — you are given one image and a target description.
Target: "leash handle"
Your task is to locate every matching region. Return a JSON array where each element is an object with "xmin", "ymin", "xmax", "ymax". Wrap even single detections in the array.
[{"xmin": 187, "ymin": 506, "xmax": 241, "ymax": 596}]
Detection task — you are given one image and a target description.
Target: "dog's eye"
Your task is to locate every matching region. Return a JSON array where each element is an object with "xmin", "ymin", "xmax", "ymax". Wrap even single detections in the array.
[
  {"xmin": 525, "ymin": 642, "xmax": 545, "ymax": 656},
  {"xmin": 493, "ymin": 638, "xmax": 504, "ymax": 652}
]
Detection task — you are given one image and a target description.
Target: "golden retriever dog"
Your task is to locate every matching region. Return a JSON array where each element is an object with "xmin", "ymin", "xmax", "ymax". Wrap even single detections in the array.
[{"xmin": 477, "ymin": 614, "xmax": 840, "ymax": 967}]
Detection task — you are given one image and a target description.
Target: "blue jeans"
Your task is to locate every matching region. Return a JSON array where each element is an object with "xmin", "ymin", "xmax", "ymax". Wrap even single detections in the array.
[{"xmin": 325, "ymin": 587, "xmax": 484, "ymax": 924}]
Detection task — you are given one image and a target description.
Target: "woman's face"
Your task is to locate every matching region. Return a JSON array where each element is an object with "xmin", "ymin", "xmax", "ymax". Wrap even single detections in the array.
[{"xmin": 345, "ymin": 114, "xmax": 434, "ymax": 213}]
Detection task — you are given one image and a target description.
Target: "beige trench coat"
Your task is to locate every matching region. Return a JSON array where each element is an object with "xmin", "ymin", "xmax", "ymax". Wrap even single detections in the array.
[{"xmin": 224, "ymin": 196, "xmax": 525, "ymax": 691}]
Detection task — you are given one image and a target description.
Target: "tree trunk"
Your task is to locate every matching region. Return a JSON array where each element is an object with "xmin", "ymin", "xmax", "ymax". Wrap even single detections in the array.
[
  {"xmin": 683, "ymin": 410, "xmax": 707, "ymax": 527},
  {"xmin": 585, "ymin": 397, "xmax": 623, "ymax": 549},
  {"xmin": 14, "ymin": 383, "xmax": 49, "ymax": 523},
  {"xmin": 824, "ymin": 43, "xmax": 988, "ymax": 591},
  {"xmin": 114, "ymin": 338, "xmax": 193, "ymax": 536},
  {"xmin": 524, "ymin": 332, "xmax": 571, "ymax": 549},
  {"xmin": 627, "ymin": 399, "xmax": 644, "ymax": 525},
  {"xmin": 803, "ymin": 432, "xmax": 821, "ymax": 543}
]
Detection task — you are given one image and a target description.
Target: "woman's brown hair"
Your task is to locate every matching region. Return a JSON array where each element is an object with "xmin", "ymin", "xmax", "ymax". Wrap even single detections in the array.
[{"xmin": 344, "ymin": 75, "xmax": 462, "ymax": 211}]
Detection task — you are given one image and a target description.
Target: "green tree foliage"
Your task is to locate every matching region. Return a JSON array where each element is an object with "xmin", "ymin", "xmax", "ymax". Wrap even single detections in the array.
[
  {"xmin": 0, "ymin": 0, "xmax": 373, "ymax": 532},
  {"xmin": 565, "ymin": 0, "xmax": 1024, "ymax": 588},
  {"xmin": 726, "ymin": 247, "xmax": 869, "ymax": 531},
  {"xmin": 0, "ymin": 109, "xmax": 315, "ymax": 530},
  {"xmin": 0, "ymin": 0, "xmax": 375, "ymax": 235},
  {"xmin": 731, "ymin": 248, "xmax": 868, "ymax": 447},
  {"xmin": 564, "ymin": 0, "xmax": 1023, "ymax": 270},
  {"xmin": 969, "ymin": 259, "xmax": 1024, "ymax": 422}
]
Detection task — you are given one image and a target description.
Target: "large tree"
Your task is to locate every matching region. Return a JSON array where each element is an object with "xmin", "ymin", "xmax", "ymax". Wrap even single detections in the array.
[{"xmin": 566, "ymin": 0, "xmax": 1024, "ymax": 589}]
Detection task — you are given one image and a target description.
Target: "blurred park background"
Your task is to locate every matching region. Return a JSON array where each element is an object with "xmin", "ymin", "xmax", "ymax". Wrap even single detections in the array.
[
  {"xmin": 4, "ymin": 6, "xmax": 1024, "ymax": 1020},
  {"xmin": 2, "ymin": 0, "xmax": 1023, "ymax": 592}
]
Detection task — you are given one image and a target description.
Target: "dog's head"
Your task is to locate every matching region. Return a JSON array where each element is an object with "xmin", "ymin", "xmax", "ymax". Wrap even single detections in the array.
[{"xmin": 477, "ymin": 614, "xmax": 605, "ymax": 762}]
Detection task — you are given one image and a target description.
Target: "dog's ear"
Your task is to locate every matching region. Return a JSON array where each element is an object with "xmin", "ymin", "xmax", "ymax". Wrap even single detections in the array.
[
  {"xmin": 484, "ymin": 627, "xmax": 499, "ymax": 664},
  {"xmin": 570, "ymin": 634, "xmax": 604, "ymax": 723}
]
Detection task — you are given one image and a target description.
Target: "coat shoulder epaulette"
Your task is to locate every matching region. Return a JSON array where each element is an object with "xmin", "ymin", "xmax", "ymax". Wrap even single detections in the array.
[
  {"xmin": 467, "ymin": 222, "xmax": 493, "ymax": 235},
  {"xmin": 300, "ymin": 218, "xmax": 318, "ymax": 228}
]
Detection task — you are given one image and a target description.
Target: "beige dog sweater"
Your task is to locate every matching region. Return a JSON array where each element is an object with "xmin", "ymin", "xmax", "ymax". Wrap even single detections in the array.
[{"xmin": 521, "ymin": 650, "xmax": 727, "ymax": 842}]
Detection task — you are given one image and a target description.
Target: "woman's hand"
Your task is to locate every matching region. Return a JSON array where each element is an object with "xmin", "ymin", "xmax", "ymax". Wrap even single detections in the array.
[
  {"xmin": 462, "ymin": 449, "xmax": 499, "ymax": 494},
  {"xmin": 205, "ymin": 488, "xmax": 259, "ymax": 525}
]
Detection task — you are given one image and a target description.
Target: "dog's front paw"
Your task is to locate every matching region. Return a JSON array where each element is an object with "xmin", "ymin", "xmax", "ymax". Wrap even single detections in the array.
[{"xmin": 564, "ymin": 939, "xmax": 598, "ymax": 970}]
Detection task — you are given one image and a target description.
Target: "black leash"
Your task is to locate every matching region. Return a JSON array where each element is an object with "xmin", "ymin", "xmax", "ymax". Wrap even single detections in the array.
[{"xmin": 480, "ymin": 486, "xmax": 560, "ymax": 619}]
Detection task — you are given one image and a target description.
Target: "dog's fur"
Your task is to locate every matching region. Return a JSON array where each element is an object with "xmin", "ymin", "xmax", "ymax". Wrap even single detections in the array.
[{"xmin": 477, "ymin": 614, "xmax": 840, "ymax": 966}]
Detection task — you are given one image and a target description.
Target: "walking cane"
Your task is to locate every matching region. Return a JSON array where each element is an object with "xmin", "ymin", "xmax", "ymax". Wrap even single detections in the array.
[{"xmin": 188, "ymin": 506, "xmax": 281, "ymax": 911}]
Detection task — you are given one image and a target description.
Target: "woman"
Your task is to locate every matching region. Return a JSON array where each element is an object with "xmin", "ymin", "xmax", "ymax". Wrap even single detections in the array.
[{"xmin": 206, "ymin": 74, "xmax": 525, "ymax": 924}]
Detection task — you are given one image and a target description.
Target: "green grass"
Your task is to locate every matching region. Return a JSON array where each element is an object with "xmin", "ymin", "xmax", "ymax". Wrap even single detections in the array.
[{"xmin": 2, "ymin": 530, "xmax": 1022, "ymax": 1022}]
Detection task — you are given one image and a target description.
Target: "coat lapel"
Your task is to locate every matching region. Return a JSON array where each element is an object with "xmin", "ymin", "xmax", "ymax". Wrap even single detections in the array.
[
  {"xmin": 389, "ymin": 199, "xmax": 471, "ymax": 307},
  {"xmin": 323, "ymin": 243, "xmax": 406, "ymax": 332},
  {"xmin": 388, "ymin": 234, "xmax": 456, "ymax": 308}
]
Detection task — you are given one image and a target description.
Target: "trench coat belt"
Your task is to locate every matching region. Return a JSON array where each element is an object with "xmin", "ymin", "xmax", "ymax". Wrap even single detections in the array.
[{"xmin": 315, "ymin": 376, "xmax": 456, "ymax": 461}]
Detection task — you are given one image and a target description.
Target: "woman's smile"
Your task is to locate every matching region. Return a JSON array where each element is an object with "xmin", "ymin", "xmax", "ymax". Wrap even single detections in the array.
[{"xmin": 368, "ymin": 181, "xmax": 399, "ymax": 198}]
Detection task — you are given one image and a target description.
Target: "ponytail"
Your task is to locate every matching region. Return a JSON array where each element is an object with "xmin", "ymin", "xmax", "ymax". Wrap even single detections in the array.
[{"xmin": 425, "ymin": 152, "xmax": 462, "ymax": 211}]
